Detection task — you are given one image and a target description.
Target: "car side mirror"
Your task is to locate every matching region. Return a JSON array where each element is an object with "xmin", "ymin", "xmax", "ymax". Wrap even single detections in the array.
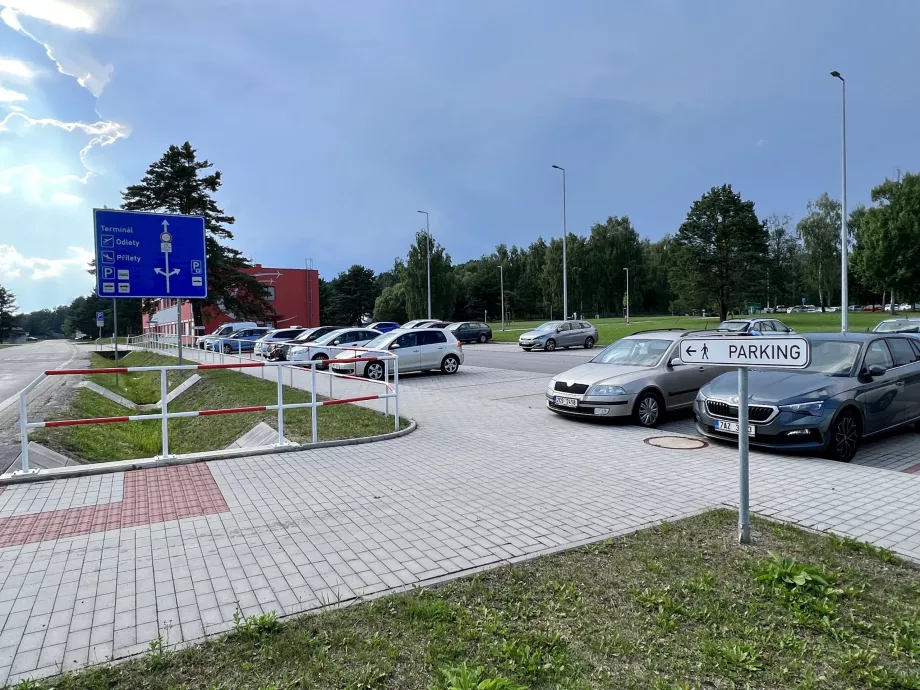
[
  {"xmin": 868, "ymin": 364, "xmax": 886, "ymax": 377},
  {"xmin": 389, "ymin": 343, "xmax": 400, "ymax": 350},
  {"xmin": 669, "ymin": 357, "xmax": 684, "ymax": 368},
  {"xmin": 555, "ymin": 327, "xmax": 561, "ymax": 333},
  {"xmin": 332, "ymin": 339, "xmax": 341, "ymax": 345}
]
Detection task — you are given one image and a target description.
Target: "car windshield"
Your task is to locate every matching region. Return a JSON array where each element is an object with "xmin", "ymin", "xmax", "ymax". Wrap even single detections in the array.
[
  {"xmin": 363, "ymin": 333, "xmax": 394, "ymax": 349},
  {"xmin": 292, "ymin": 328, "xmax": 319, "ymax": 342},
  {"xmin": 874, "ymin": 321, "xmax": 917, "ymax": 333},
  {"xmin": 802, "ymin": 340, "xmax": 861, "ymax": 376},
  {"xmin": 534, "ymin": 321, "xmax": 562, "ymax": 332},
  {"xmin": 717, "ymin": 321, "xmax": 749, "ymax": 332},
  {"xmin": 591, "ymin": 338, "xmax": 671, "ymax": 366},
  {"xmin": 314, "ymin": 330, "xmax": 346, "ymax": 345}
]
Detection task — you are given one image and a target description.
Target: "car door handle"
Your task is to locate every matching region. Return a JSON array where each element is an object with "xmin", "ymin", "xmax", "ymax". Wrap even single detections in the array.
[
  {"xmin": 412, "ymin": 349, "xmax": 420, "ymax": 353},
  {"xmin": 698, "ymin": 367, "xmax": 706, "ymax": 372},
  {"xmin": 896, "ymin": 380, "xmax": 905, "ymax": 387}
]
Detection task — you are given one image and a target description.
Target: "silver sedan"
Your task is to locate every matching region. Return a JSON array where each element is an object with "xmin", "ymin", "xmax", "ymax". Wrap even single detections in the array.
[{"xmin": 546, "ymin": 329, "xmax": 732, "ymax": 427}]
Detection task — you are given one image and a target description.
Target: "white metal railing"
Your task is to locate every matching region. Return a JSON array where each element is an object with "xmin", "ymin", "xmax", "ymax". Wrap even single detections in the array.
[{"xmin": 17, "ymin": 343, "xmax": 400, "ymax": 474}]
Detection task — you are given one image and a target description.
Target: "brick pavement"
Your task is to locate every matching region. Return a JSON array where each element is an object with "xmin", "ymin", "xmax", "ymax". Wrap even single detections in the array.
[{"xmin": 0, "ymin": 354, "xmax": 918, "ymax": 685}]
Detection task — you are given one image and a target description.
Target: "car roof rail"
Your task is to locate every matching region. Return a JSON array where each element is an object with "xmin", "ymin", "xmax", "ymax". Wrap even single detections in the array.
[
  {"xmin": 681, "ymin": 329, "xmax": 755, "ymax": 337},
  {"xmin": 627, "ymin": 328, "xmax": 692, "ymax": 335}
]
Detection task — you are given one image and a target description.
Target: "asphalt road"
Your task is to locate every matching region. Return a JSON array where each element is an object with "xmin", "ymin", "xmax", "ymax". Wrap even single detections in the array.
[
  {"xmin": 0, "ymin": 340, "xmax": 82, "ymax": 409},
  {"xmin": 461, "ymin": 342, "xmax": 596, "ymax": 375}
]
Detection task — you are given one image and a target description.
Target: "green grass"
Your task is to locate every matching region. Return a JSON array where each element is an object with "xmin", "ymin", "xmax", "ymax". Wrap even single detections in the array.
[
  {"xmin": 31, "ymin": 510, "xmax": 920, "ymax": 690},
  {"xmin": 490, "ymin": 311, "xmax": 906, "ymax": 345},
  {"xmin": 88, "ymin": 351, "xmax": 194, "ymax": 404},
  {"xmin": 33, "ymin": 352, "xmax": 408, "ymax": 462}
]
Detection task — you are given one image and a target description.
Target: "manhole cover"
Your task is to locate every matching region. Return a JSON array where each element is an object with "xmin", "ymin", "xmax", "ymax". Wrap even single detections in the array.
[{"xmin": 644, "ymin": 436, "xmax": 708, "ymax": 450}]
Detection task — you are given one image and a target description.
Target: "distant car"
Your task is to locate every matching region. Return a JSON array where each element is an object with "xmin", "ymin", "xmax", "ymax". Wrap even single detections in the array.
[
  {"xmin": 826, "ymin": 306, "xmax": 841, "ymax": 312},
  {"xmin": 546, "ymin": 329, "xmax": 733, "ymax": 427},
  {"xmin": 26, "ymin": 336, "xmax": 38, "ymax": 342},
  {"xmin": 331, "ymin": 328, "xmax": 464, "ymax": 379},
  {"xmin": 267, "ymin": 326, "xmax": 346, "ymax": 361},
  {"xmin": 449, "ymin": 321, "xmax": 493, "ymax": 344},
  {"xmin": 367, "ymin": 322, "xmax": 400, "ymax": 333},
  {"xmin": 401, "ymin": 319, "xmax": 439, "ymax": 329},
  {"xmin": 518, "ymin": 320, "xmax": 598, "ymax": 352},
  {"xmin": 288, "ymin": 328, "xmax": 381, "ymax": 369},
  {"xmin": 849, "ymin": 305, "xmax": 863, "ymax": 312},
  {"xmin": 805, "ymin": 305, "xmax": 818, "ymax": 313},
  {"xmin": 871, "ymin": 318, "xmax": 920, "ymax": 333},
  {"xmin": 761, "ymin": 307, "xmax": 775, "ymax": 314},
  {"xmin": 775, "ymin": 305, "xmax": 787, "ymax": 313},
  {"xmin": 696, "ymin": 332, "xmax": 920, "ymax": 462},
  {"xmin": 426, "ymin": 321, "xmax": 454, "ymax": 329},
  {"xmin": 899, "ymin": 304, "xmax": 914, "ymax": 312},
  {"xmin": 197, "ymin": 321, "xmax": 259, "ymax": 349},
  {"xmin": 884, "ymin": 304, "xmax": 901, "ymax": 312},
  {"xmin": 253, "ymin": 327, "xmax": 308, "ymax": 357},
  {"xmin": 787, "ymin": 306, "xmax": 807, "ymax": 314},
  {"xmin": 209, "ymin": 327, "xmax": 272, "ymax": 353},
  {"xmin": 716, "ymin": 319, "xmax": 794, "ymax": 335},
  {"xmin": 863, "ymin": 305, "xmax": 882, "ymax": 312}
]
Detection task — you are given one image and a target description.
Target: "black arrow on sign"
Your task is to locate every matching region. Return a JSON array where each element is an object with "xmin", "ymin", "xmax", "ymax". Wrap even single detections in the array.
[{"xmin": 685, "ymin": 345, "xmax": 697, "ymax": 356}]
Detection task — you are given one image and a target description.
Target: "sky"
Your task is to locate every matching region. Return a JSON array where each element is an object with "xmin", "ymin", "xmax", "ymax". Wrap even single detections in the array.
[{"xmin": 1, "ymin": 0, "xmax": 919, "ymax": 313}]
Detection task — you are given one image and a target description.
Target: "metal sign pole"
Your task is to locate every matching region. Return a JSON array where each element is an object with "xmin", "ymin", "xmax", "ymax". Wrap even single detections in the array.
[
  {"xmin": 737, "ymin": 367, "xmax": 751, "ymax": 544},
  {"xmin": 177, "ymin": 298, "xmax": 183, "ymax": 365},
  {"xmin": 112, "ymin": 299, "xmax": 119, "ymax": 387}
]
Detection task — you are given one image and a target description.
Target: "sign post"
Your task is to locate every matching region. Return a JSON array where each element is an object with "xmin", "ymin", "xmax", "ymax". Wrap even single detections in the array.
[
  {"xmin": 94, "ymin": 209, "xmax": 207, "ymax": 366},
  {"xmin": 680, "ymin": 335, "xmax": 810, "ymax": 544}
]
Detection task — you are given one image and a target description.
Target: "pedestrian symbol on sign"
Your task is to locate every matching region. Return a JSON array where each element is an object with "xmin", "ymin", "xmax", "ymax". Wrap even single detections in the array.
[{"xmin": 702, "ymin": 343, "xmax": 709, "ymax": 360}]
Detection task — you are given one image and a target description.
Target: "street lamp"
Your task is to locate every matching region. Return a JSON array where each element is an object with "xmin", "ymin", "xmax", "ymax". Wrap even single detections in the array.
[
  {"xmin": 623, "ymin": 267, "xmax": 629, "ymax": 325},
  {"xmin": 417, "ymin": 210, "xmax": 432, "ymax": 320},
  {"xmin": 830, "ymin": 70, "xmax": 849, "ymax": 332},
  {"xmin": 551, "ymin": 165, "xmax": 568, "ymax": 319},
  {"xmin": 498, "ymin": 264, "xmax": 505, "ymax": 331}
]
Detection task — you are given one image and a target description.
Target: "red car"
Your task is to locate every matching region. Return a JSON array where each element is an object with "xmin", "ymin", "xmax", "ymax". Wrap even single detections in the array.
[{"xmin": 863, "ymin": 305, "xmax": 882, "ymax": 312}]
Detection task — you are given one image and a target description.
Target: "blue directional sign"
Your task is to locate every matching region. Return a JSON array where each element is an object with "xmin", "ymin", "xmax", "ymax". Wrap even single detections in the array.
[
  {"xmin": 93, "ymin": 209, "xmax": 207, "ymax": 299},
  {"xmin": 95, "ymin": 311, "xmax": 104, "ymax": 327}
]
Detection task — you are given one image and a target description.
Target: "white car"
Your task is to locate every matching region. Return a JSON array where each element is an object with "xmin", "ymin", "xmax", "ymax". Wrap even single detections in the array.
[
  {"xmin": 253, "ymin": 327, "xmax": 308, "ymax": 357},
  {"xmin": 331, "ymin": 328, "xmax": 464, "ymax": 379},
  {"xmin": 288, "ymin": 327, "xmax": 381, "ymax": 368}
]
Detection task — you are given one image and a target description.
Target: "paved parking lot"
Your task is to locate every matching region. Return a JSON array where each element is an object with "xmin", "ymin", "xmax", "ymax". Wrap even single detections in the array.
[{"xmin": 0, "ymin": 347, "xmax": 917, "ymax": 684}]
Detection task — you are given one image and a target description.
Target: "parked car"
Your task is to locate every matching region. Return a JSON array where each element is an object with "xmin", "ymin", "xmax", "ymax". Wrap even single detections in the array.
[
  {"xmin": 716, "ymin": 319, "xmax": 794, "ymax": 335},
  {"xmin": 209, "ymin": 327, "xmax": 272, "ymax": 353},
  {"xmin": 775, "ymin": 305, "xmax": 787, "ymax": 313},
  {"xmin": 197, "ymin": 321, "xmax": 258, "ymax": 349},
  {"xmin": 826, "ymin": 306, "xmax": 841, "ymax": 312},
  {"xmin": 519, "ymin": 320, "xmax": 599, "ymax": 352},
  {"xmin": 449, "ymin": 321, "xmax": 493, "ymax": 344},
  {"xmin": 426, "ymin": 321, "xmax": 455, "ymax": 329},
  {"xmin": 761, "ymin": 307, "xmax": 775, "ymax": 314},
  {"xmin": 288, "ymin": 327, "xmax": 381, "ymax": 369},
  {"xmin": 26, "ymin": 336, "xmax": 38, "ymax": 342},
  {"xmin": 367, "ymin": 322, "xmax": 400, "ymax": 333},
  {"xmin": 787, "ymin": 306, "xmax": 807, "ymax": 314},
  {"xmin": 695, "ymin": 332, "xmax": 920, "ymax": 462},
  {"xmin": 253, "ymin": 327, "xmax": 308, "ymax": 357},
  {"xmin": 863, "ymin": 305, "xmax": 883, "ymax": 312},
  {"xmin": 871, "ymin": 318, "xmax": 920, "ymax": 333},
  {"xmin": 401, "ymin": 319, "xmax": 439, "ymax": 329},
  {"xmin": 883, "ymin": 304, "xmax": 902, "ymax": 312},
  {"xmin": 849, "ymin": 305, "xmax": 863, "ymax": 312},
  {"xmin": 805, "ymin": 305, "xmax": 818, "ymax": 313},
  {"xmin": 546, "ymin": 329, "xmax": 732, "ymax": 427},
  {"xmin": 267, "ymin": 326, "xmax": 345, "ymax": 361},
  {"xmin": 331, "ymin": 328, "xmax": 464, "ymax": 379},
  {"xmin": 899, "ymin": 304, "xmax": 914, "ymax": 312}
]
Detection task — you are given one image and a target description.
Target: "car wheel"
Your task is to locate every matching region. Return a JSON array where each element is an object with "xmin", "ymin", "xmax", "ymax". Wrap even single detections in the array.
[
  {"xmin": 365, "ymin": 361, "xmax": 385, "ymax": 380},
  {"xmin": 312, "ymin": 353, "xmax": 329, "ymax": 370},
  {"xmin": 633, "ymin": 390, "xmax": 663, "ymax": 428},
  {"xmin": 441, "ymin": 354, "xmax": 460, "ymax": 374},
  {"xmin": 545, "ymin": 339, "xmax": 557, "ymax": 352},
  {"xmin": 479, "ymin": 333, "xmax": 487, "ymax": 343},
  {"xmin": 827, "ymin": 410, "xmax": 861, "ymax": 462},
  {"xmin": 584, "ymin": 336, "xmax": 595, "ymax": 349},
  {"xmin": 223, "ymin": 344, "xmax": 232, "ymax": 354}
]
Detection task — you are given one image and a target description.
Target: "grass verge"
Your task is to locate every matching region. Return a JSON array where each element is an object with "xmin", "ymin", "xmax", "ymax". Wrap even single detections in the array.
[
  {"xmin": 28, "ymin": 510, "xmax": 920, "ymax": 690},
  {"xmin": 490, "ymin": 312, "xmax": 903, "ymax": 346},
  {"xmin": 33, "ymin": 352, "xmax": 408, "ymax": 462},
  {"xmin": 87, "ymin": 351, "xmax": 194, "ymax": 404}
]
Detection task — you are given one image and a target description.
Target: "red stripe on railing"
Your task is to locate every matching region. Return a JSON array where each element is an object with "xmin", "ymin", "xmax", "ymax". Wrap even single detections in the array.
[
  {"xmin": 45, "ymin": 367, "xmax": 129, "ymax": 376},
  {"xmin": 197, "ymin": 405, "xmax": 267, "ymax": 416},
  {"xmin": 196, "ymin": 362, "xmax": 265, "ymax": 370},
  {"xmin": 44, "ymin": 415, "xmax": 132, "ymax": 427},
  {"xmin": 321, "ymin": 395, "xmax": 380, "ymax": 406}
]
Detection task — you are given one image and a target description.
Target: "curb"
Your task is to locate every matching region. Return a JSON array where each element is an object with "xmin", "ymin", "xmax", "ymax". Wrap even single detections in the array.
[{"xmin": 0, "ymin": 420, "xmax": 417, "ymax": 486}]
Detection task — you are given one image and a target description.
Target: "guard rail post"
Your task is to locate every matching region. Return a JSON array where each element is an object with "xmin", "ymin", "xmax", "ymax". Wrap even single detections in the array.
[
  {"xmin": 160, "ymin": 367, "xmax": 170, "ymax": 457},
  {"xmin": 19, "ymin": 389, "xmax": 29, "ymax": 472},
  {"xmin": 311, "ymin": 363, "xmax": 318, "ymax": 443},
  {"xmin": 384, "ymin": 359, "xmax": 389, "ymax": 418},
  {"xmin": 394, "ymin": 358, "xmax": 400, "ymax": 432},
  {"xmin": 276, "ymin": 364, "xmax": 285, "ymax": 445}
]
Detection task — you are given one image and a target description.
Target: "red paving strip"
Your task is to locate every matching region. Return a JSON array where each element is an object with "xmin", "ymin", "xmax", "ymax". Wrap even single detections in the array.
[
  {"xmin": 904, "ymin": 463, "xmax": 920, "ymax": 474},
  {"xmin": 0, "ymin": 465, "xmax": 228, "ymax": 549}
]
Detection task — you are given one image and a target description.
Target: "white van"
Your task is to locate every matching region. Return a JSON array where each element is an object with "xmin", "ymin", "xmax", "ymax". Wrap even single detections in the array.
[{"xmin": 197, "ymin": 322, "xmax": 258, "ymax": 349}]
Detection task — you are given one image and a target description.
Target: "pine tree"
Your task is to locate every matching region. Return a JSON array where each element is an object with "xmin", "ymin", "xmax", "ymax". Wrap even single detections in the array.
[{"xmin": 121, "ymin": 142, "xmax": 274, "ymax": 326}]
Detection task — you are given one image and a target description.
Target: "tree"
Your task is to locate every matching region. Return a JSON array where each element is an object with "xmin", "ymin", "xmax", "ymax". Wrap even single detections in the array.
[
  {"xmin": 403, "ymin": 231, "xmax": 455, "ymax": 319},
  {"xmin": 121, "ymin": 142, "xmax": 273, "ymax": 327},
  {"xmin": 670, "ymin": 184, "xmax": 768, "ymax": 321},
  {"xmin": 373, "ymin": 283, "xmax": 408, "ymax": 322},
  {"xmin": 797, "ymin": 194, "xmax": 842, "ymax": 310},
  {"xmin": 765, "ymin": 214, "xmax": 804, "ymax": 308},
  {"xmin": 0, "ymin": 285, "xmax": 18, "ymax": 341},
  {"xmin": 328, "ymin": 265, "xmax": 379, "ymax": 325}
]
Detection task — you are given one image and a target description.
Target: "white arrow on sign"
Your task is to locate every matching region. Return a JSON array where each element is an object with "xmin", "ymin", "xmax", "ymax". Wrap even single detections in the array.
[
  {"xmin": 154, "ymin": 219, "xmax": 180, "ymax": 293},
  {"xmin": 253, "ymin": 270, "xmax": 282, "ymax": 279},
  {"xmin": 679, "ymin": 336, "xmax": 810, "ymax": 369}
]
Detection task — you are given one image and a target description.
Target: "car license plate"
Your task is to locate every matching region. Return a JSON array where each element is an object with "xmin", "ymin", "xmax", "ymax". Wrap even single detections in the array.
[
  {"xmin": 554, "ymin": 396, "xmax": 578, "ymax": 408},
  {"xmin": 714, "ymin": 420, "xmax": 755, "ymax": 436}
]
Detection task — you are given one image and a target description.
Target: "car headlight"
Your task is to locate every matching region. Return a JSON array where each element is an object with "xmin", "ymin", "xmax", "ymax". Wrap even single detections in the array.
[
  {"xmin": 778, "ymin": 400, "xmax": 825, "ymax": 416},
  {"xmin": 696, "ymin": 390, "xmax": 707, "ymax": 401},
  {"xmin": 586, "ymin": 384, "xmax": 627, "ymax": 396}
]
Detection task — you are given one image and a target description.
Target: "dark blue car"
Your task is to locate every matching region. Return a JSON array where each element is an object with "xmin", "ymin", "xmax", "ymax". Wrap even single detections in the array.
[{"xmin": 367, "ymin": 321, "xmax": 400, "ymax": 333}]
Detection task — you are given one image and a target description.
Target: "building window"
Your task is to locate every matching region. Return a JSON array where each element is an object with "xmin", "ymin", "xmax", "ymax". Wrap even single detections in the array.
[{"xmin": 266, "ymin": 286, "xmax": 276, "ymax": 301}]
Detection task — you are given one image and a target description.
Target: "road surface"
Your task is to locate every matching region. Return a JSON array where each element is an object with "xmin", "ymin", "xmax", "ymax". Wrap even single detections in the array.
[{"xmin": 460, "ymin": 342, "xmax": 595, "ymax": 375}]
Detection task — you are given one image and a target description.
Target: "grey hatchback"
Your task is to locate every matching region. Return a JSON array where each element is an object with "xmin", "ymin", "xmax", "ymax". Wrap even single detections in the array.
[
  {"xmin": 519, "ymin": 320, "xmax": 599, "ymax": 352},
  {"xmin": 695, "ymin": 332, "xmax": 920, "ymax": 461}
]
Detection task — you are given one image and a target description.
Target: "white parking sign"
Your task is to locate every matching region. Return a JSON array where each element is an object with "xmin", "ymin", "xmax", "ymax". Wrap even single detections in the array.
[{"xmin": 679, "ymin": 336, "xmax": 810, "ymax": 368}]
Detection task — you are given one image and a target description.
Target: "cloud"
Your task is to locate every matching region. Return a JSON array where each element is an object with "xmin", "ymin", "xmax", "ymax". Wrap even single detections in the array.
[
  {"xmin": 0, "ymin": 0, "xmax": 94, "ymax": 30},
  {"xmin": 0, "ymin": 244, "xmax": 93, "ymax": 280},
  {"xmin": 0, "ymin": 85, "xmax": 27, "ymax": 101},
  {"xmin": 0, "ymin": 57, "xmax": 37, "ymax": 80}
]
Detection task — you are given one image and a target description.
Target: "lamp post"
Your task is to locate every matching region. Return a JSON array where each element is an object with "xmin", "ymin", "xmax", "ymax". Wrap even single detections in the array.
[
  {"xmin": 830, "ymin": 70, "xmax": 849, "ymax": 332},
  {"xmin": 498, "ymin": 264, "xmax": 505, "ymax": 331},
  {"xmin": 551, "ymin": 165, "xmax": 568, "ymax": 319},
  {"xmin": 623, "ymin": 267, "xmax": 629, "ymax": 325},
  {"xmin": 417, "ymin": 210, "xmax": 432, "ymax": 319}
]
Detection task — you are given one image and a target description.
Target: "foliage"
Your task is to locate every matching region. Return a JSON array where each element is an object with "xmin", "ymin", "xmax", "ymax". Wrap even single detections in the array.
[
  {"xmin": 797, "ymin": 193, "xmax": 843, "ymax": 309},
  {"xmin": 321, "ymin": 264, "xmax": 380, "ymax": 325},
  {"xmin": 436, "ymin": 662, "xmax": 526, "ymax": 690},
  {"xmin": 670, "ymin": 184, "xmax": 769, "ymax": 320},
  {"xmin": 0, "ymin": 284, "xmax": 18, "ymax": 340},
  {"xmin": 121, "ymin": 141, "xmax": 274, "ymax": 324}
]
